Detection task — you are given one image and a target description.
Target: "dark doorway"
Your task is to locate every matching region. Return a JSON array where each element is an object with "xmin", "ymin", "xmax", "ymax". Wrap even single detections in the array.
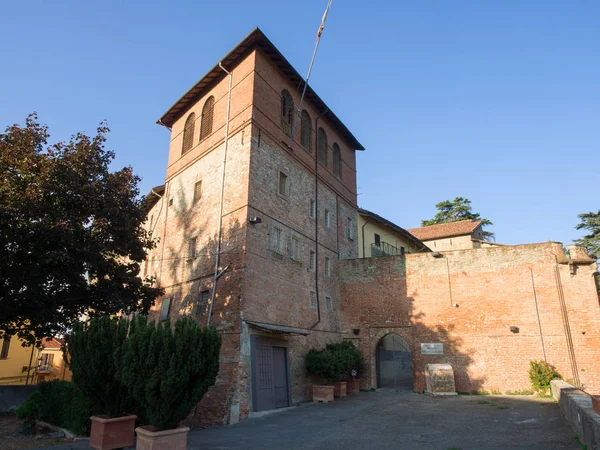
[
  {"xmin": 376, "ymin": 334, "xmax": 413, "ymax": 389},
  {"xmin": 251, "ymin": 337, "xmax": 291, "ymax": 412}
]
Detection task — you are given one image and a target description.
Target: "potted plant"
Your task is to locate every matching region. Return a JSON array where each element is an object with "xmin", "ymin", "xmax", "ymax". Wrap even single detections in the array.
[
  {"xmin": 326, "ymin": 341, "xmax": 365, "ymax": 394},
  {"xmin": 117, "ymin": 316, "xmax": 221, "ymax": 450},
  {"xmin": 69, "ymin": 317, "xmax": 139, "ymax": 450},
  {"xmin": 305, "ymin": 347, "xmax": 343, "ymax": 402}
]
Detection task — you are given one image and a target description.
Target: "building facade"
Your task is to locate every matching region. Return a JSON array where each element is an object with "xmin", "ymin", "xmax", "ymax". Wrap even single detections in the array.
[
  {"xmin": 143, "ymin": 28, "xmax": 600, "ymax": 427},
  {"xmin": 408, "ymin": 219, "xmax": 495, "ymax": 251}
]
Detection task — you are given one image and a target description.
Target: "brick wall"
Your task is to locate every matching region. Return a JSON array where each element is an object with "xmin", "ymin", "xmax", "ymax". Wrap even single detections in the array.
[{"xmin": 339, "ymin": 242, "xmax": 600, "ymax": 393}]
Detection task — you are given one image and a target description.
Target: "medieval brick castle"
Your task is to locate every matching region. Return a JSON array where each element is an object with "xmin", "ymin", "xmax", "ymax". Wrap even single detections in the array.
[{"xmin": 142, "ymin": 28, "xmax": 600, "ymax": 427}]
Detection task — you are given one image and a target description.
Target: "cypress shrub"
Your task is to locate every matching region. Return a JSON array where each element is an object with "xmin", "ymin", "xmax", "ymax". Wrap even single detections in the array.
[
  {"xmin": 69, "ymin": 316, "xmax": 136, "ymax": 418},
  {"xmin": 117, "ymin": 316, "xmax": 221, "ymax": 431}
]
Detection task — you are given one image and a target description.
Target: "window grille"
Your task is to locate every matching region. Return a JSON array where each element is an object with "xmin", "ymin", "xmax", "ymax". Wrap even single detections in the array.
[
  {"xmin": 325, "ymin": 256, "xmax": 331, "ymax": 277},
  {"xmin": 199, "ymin": 290, "xmax": 210, "ymax": 314},
  {"xmin": 278, "ymin": 171, "xmax": 288, "ymax": 197},
  {"xmin": 310, "ymin": 291, "xmax": 317, "ymax": 310},
  {"xmin": 309, "ymin": 199, "xmax": 316, "ymax": 219},
  {"xmin": 193, "ymin": 180, "xmax": 202, "ymax": 204},
  {"xmin": 160, "ymin": 298, "xmax": 171, "ymax": 321},
  {"xmin": 271, "ymin": 226, "xmax": 286, "ymax": 257},
  {"xmin": 0, "ymin": 338, "xmax": 10, "ymax": 359},
  {"xmin": 182, "ymin": 113, "xmax": 195, "ymax": 154},
  {"xmin": 280, "ymin": 90, "xmax": 294, "ymax": 135},
  {"xmin": 301, "ymin": 110, "xmax": 312, "ymax": 152},
  {"xmin": 325, "ymin": 296, "xmax": 333, "ymax": 312},
  {"xmin": 308, "ymin": 250, "xmax": 316, "ymax": 271},
  {"xmin": 200, "ymin": 96, "xmax": 214, "ymax": 141},
  {"xmin": 374, "ymin": 233, "xmax": 381, "ymax": 247},
  {"xmin": 317, "ymin": 127, "xmax": 328, "ymax": 166},
  {"xmin": 324, "ymin": 209, "xmax": 331, "ymax": 228},
  {"xmin": 290, "ymin": 235, "xmax": 302, "ymax": 262},
  {"xmin": 333, "ymin": 143, "xmax": 342, "ymax": 178}
]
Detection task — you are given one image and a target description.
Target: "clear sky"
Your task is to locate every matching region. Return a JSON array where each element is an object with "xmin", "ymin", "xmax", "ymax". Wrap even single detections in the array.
[{"xmin": 1, "ymin": 1, "xmax": 598, "ymax": 246}]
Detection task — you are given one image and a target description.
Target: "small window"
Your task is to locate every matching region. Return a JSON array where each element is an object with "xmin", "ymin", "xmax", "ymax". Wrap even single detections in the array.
[
  {"xmin": 160, "ymin": 298, "xmax": 171, "ymax": 321},
  {"xmin": 0, "ymin": 338, "xmax": 10, "ymax": 359},
  {"xmin": 301, "ymin": 110, "xmax": 312, "ymax": 152},
  {"xmin": 199, "ymin": 290, "xmax": 210, "ymax": 313},
  {"xmin": 309, "ymin": 199, "xmax": 316, "ymax": 220},
  {"xmin": 169, "ymin": 198, "xmax": 173, "ymax": 207},
  {"xmin": 317, "ymin": 127, "xmax": 328, "ymax": 166},
  {"xmin": 280, "ymin": 89, "xmax": 294, "ymax": 135},
  {"xmin": 325, "ymin": 256, "xmax": 331, "ymax": 277},
  {"xmin": 40, "ymin": 353, "xmax": 54, "ymax": 367},
  {"xmin": 278, "ymin": 171, "xmax": 288, "ymax": 197},
  {"xmin": 270, "ymin": 225, "xmax": 286, "ymax": 256},
  {"xmin": 200, "ymin": 96, "xmax": 215, "ymax": 141},
  {"xmin": 149, "ymin": 214, "xmax": 154, "ymax": 228},
  {"xmin": 182, "ymin": 113, "xmax": 195, "ymax": 155},
  {"xmin": 310, "ymin": 291, "xmax": 317, "ymax": 310},
  {"xmin": 325, "ymin": 296, "xmax": 333, "ymax": 312},
  {"xmin": 332, "ymin": 143, "xmax": 342, "ymax": 178},
  {"xmin": 374, "ymin": 233, "xmax": 381, "ymax": 247},
  {"xmin": 401, "ymin": 247, "xmax": 406, "ymax": 255},
  {"xmin": 189, "ymin": 237, "xmax": 197, "ymax": 259},
  {"xmin": 324, "ymin": 209, "xmax": 331, "ymax": 229},
  {"xmin": 193, "ymin": 181, "xmax": 202, "ymax": 204},
  {"xmin": 290, "ymin": 235, "xmax": 303, "ymax": 262},
  {"xmin": 308, "ymin": 250, "xmax": 316, "ymax": 271},
  {"xmin": 347, "ymin": 217, "xmax": 354, "ymax": 240}
]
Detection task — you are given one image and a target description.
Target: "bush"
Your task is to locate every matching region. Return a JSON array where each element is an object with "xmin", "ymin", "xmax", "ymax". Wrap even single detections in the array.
[
  {"xmin": 325, "ymin": 341, "xmax": 365, "ymax": 379},
  {"xmin": 529, "ymin": 360, "xmax": 561, "ymax": 393},
  {"xmin": 16, "ymin": 381, "xmax": 91, "ymax": 435},
  {"xmin": 69, "ymin": 316, "xmax": 137, "ymax": 418},
  {"xmin": 117, "ymin": 316, "xmax": 221, "ymax": 431},
  {"xmin": 305, "ymin": 348, "xmax": 343, "ymax": 383}
]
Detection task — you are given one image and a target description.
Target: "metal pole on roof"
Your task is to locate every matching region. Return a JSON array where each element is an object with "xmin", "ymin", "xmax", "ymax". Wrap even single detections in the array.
[{"xmin": 287, "ymin": 0, "xmax": 333, "ymax": 148}]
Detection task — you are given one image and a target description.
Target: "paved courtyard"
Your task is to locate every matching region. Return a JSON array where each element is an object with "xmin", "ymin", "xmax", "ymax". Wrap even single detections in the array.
[{"xmin": 41, "ymin": 390, "xmax": 579, "ymax": 450}]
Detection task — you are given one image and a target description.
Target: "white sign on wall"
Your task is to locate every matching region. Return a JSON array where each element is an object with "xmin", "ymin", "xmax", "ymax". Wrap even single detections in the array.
[{"xmin": 421, "ymin": 343, "xmax": 444, "ymax": 355}]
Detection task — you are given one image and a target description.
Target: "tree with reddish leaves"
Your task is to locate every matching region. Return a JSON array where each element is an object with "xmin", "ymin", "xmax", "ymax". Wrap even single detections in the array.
[{"xmin": 0, "ymin": 114, "xmax": 162, "ymax": 345}]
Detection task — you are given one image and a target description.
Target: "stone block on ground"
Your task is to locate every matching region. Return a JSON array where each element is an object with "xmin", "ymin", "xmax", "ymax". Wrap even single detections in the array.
[{"xmin": 425, "ymin": 364, "xmax": 457, "ymax": 396}]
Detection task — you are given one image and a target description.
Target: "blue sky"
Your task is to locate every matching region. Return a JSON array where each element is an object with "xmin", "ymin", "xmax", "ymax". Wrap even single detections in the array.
[{"xmin": 1, "ymin": 1, "xmax": 598, "ymax": 245}]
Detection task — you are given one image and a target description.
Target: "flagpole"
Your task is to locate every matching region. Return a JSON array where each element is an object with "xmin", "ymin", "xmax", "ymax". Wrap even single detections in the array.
[{"xmin": 287, "ymin": 0, "xmax": 333, "ymax": 148}]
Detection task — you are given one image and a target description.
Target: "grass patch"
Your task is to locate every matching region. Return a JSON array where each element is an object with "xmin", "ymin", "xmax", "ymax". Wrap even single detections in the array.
[
  {"xmin": 537, "ymin": 392, "xmax": 553, "ymax": 398},
  {"xmin": 360, "ymin": 388, "xmax": 376, "ymax": 392},
  {"xmin": 490, "ymin": 389, "xmax": 502, "ymax": 395},
  {"xmin": 457, "ymin": 391, "xmax": 471, "ymax": 395},
  {"xmin": 505, "ymin": 390, "xmax": 534, "ymax": 395},
  {"xmin": 573, "ymin": 434, "xmax": 588, "ymax": 450},
  {"xmin": 470, "ymin": 390, "xmax": 490, "ymax": 395}
]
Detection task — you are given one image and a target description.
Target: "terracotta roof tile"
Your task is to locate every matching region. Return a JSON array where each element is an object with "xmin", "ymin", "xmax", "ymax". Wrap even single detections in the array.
[
  {"xmin": 408, "ymin": 220, "xmax": 482, "ymax": 241},
  {"xmin": 42, "ymin": 338, "xmax": 63, "ymax": 349}
]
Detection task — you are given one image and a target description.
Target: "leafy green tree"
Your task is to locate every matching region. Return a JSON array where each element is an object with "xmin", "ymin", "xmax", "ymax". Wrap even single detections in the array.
[
  {"xmin": 574, "ymin": 210, "xmax": 600, "ymax": 259},
  {"xmin": 69, "ymin": 316, "xmax": 138, "ymax": 418},
  {"xmin": 422, "ymin": 197, "xmax": 494, "ymax": 240},
  {"xmin": 0, "ymin": 114, "xmax": 162, "ymax": 345},
  {"xmin": 117, "ymin": 317, "xmax": 221, "ymax": 431},
  {"xmin": 325, "ymin": 341, "xmax": 365, "ymax": 378}
]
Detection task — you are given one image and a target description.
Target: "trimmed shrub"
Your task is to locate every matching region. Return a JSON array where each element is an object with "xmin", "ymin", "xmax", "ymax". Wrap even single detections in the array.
[
  {"xmin": 529, "ymin": 360, "xmax": 561, "ymax": 393},
  {"xmin": 325, "ymin": 341, "xmax": 365, "ymax": 379},
  {"xmin": 117, "ymin": 316, "xmax": 221, "ymax": 431},
  {"xmin": 305, "ymin": 348, "xmax": 343, "ymax": 383},
  {"xmin": 17, "ymin": 380, "xmax": 91, "ymax": 435}
]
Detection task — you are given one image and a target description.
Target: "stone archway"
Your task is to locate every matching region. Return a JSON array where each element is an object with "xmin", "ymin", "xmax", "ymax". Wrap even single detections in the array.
[{"xmin": 376, "ymin": 334, "xmax": 413, "ymax": 389}]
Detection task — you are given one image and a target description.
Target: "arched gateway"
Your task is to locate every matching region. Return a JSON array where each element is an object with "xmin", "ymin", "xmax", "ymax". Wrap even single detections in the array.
[{"xmin": 376, "ymin": 334, "xmax": 413, "ymax": 389}]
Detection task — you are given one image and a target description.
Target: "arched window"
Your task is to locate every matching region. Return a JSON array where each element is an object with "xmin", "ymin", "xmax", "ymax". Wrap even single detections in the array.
[
  {"xmin": 182, "ymin": 113, "xmax": 195, "ymax": 155},
  {"xmin": 333, "ymin": 143, "xmax": 342, "ymax": 178},
  {"xmin": 280, "ymin": 89, "xmax": 294, "ymax": 135},
  {"xmin": 199, "ymin": 96, "xmax": 214, "ymax": 141},
  {"xmin": 300, "ymin": 110, "xmax": 312, "ymax": 152},
  {"xmin": 317, "ymin": 127, "xmax": 328, "ymax": 166}
]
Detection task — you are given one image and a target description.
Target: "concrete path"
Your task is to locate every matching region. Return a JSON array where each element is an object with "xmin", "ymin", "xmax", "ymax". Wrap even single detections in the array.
[{"xmin": 38, "ymin": 390, "xmax": 579, "ymax": 450}]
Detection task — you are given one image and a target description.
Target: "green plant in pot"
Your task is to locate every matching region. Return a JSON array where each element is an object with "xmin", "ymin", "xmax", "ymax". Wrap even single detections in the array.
[
  {"xmin": 117, "ymin": 316, "xmax": 221, "ymax": 449},
  {"xmin": 69, "ymin": 316, "xmax": 138, "ymax": 450},
  {"xmin": 326, "ymin": 341, "xmax": 365, "ymax": 394},
  {"xmin": 306, "ymin": 347, "xmax": 343, "ymax": 402}
]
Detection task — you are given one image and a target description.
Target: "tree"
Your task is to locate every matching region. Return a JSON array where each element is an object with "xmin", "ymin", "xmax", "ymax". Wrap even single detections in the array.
[
  {"xmin": 421, "ymin": 197, "xmax": 494, "ymax": 240},
  {"xmin": 0, "ymin": 114, "xmax": 162, "ymax": 345},
  {"xmin": 574, "ymin": 210, "xmax": 600, "ymax": 259}
]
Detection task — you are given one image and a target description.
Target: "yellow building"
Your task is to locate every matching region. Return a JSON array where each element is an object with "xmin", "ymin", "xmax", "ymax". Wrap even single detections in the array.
[
  {"xmin": 358, "ymin": 208, "xmax": 430, "ymax": 258},
  {"xmin": 408, "ymin": 220, "xmax": 499, "ymax": 251},
  {"xmin": 0, "ymin": 336, "xmax": 71, "ymax": 385}
]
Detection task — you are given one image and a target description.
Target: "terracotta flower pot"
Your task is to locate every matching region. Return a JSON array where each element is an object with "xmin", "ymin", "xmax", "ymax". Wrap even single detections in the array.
[
  {"xmin": 333, "ymin": 381, "xmax": 347, "ymax": 397},
  {"xmin": 592, "ymin": 395, "xmax": 600, "ymax": 414},
  {"xmin": 135, "ymin": 424, "xmax": 190, "ymax": 450},
  {"xmin": 345, "ymin": 379, "xmax": 360, "ymax": 394},
  {"xmin": 90, "ymin": 414, "xmax": 137, "ymax": 450},
  {"xmin": 312, "ymin": 385, "xmax": 334, "ymax": 403}
]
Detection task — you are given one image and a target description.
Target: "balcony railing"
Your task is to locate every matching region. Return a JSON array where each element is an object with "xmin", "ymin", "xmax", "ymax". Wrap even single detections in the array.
[
  {"xmin": 35, "ymin": 364, "xmax": 52, "ymax": 374},
  {"xmin": 371, "ymin": 241, "xmax": 405, "ymax": 258}
]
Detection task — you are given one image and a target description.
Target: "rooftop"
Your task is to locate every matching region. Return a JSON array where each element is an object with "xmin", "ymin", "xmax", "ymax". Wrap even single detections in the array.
[
  {"xmin": 157, "ymin": 27, "xmax": 364, "ymax": 151},
  {"xmin": 358, "ymin": 208, "xmax": 429, "ymax": 251},
  {"xmin": 408, "ymin": 220, "xmax": 483, "ymax": 241}
]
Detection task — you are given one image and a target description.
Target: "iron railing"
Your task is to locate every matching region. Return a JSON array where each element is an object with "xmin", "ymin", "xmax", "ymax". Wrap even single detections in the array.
[{"xmin": 371, "ymin": 241, "xmax": 404, "ymax": 258}]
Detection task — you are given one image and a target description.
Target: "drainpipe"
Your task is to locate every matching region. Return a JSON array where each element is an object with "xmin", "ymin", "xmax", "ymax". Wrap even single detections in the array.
[
  {"xmin": 361, "ymin": 219, "xmax": 371, "ymax": 258},
  {"xmin": 207, "ymin": 62, "xmax": 233, "ymax": 326},
  {"xmin": 25, "ymin": 345, "xmax": 35, "ymax": 385}
]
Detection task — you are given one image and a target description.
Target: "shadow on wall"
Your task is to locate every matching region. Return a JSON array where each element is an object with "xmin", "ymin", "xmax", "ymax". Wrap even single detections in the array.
[{"xmin": 339, "ymin": 256, "xmax": 484, "ymax": 393}]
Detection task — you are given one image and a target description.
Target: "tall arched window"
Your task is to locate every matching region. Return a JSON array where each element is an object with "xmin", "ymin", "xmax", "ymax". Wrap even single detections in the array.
[
  {"xmin": 182, "ymin": 113, "xmax": 195, "ymax": 155},
  {"xmin": 333, "ymin": 143, "xmax": 342, "ymax": 178},
  {"xmin": 317, "ymin": 127, "xmax": 328, "ymax": 166},
  {"xmin": 300, "ymin": 110, "xmax": 312, "ymax": 152},
  {"xmin": 199, "ymin": 96, "xmax": 214, "ymax": 141},
  {"xmin": 280, "ymin": 89, "xmax": 294, "ymax": 135}
]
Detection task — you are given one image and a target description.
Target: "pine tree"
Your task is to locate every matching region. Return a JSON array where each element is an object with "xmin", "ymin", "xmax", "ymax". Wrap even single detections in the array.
[
  {"xmin": 422, "ymin": 197, "xmax": 494, "ymax": 240},
  {"xmin": 574, "ymin": 210, "xmax": 600, "ymax": 259}
]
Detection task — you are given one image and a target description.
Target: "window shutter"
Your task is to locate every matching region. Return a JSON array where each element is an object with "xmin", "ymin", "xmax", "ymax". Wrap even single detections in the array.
[
  {"xmin": 317, "ymin": 127, "xmax": 328, "ymax": 166},
  {"xmin": 200, "ymin": 96, "xmax": 215, "ymax": 141},
  {"xmin": 301, "ymin": 110, "xmax": 312, "ymax": 152},
  {"xmin": 160, "ymin": 298, "xmax": 171, "ymax": 321},
  {"xmin": 193, "ymin": 180, "xmax": 202, "ymax": 204},
  {"xmin": 182, "ymin": 113, "xmax": 195, "ymax": 154}
]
